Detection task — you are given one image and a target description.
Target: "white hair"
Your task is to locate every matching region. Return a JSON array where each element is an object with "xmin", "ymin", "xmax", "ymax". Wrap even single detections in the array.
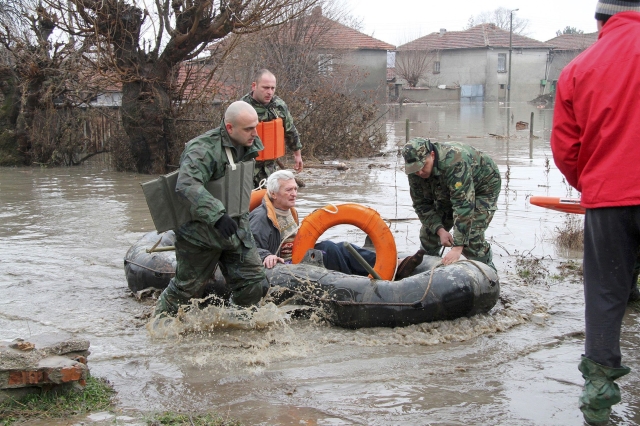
[{"xmin": 267, "ymin": 170, "xmax": 296, "ymax": 196}]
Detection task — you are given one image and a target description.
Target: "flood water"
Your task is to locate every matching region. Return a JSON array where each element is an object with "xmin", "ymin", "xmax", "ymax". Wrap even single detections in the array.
[{"xmin": 2, "ymin": 101, "xmax": 639, "ymax": 425}]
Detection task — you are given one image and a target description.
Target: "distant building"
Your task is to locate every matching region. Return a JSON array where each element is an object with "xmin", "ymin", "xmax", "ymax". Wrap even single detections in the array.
[
  {"xmin": 396, "ymin": 24, "xmax": 551, "ymax": 101},
  {"xmin": 307, "ymin": 7, "xmax": 395, "ymax": 102},
  {"xmin": 210, "ymin": 7, "xmax": 394, "ymax": 103},
  {"xmin": 545, "ymin": 32, "xmax": 598, "ymax": 94}
]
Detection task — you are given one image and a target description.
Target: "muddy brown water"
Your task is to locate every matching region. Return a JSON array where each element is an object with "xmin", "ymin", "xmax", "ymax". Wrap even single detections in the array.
[{"xmin": 1, "ymin": 102, "xmax": 639, "ymax": 425}]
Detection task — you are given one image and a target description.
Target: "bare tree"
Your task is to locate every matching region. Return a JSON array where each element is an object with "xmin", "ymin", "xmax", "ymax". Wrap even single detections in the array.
[
  {"xmin": 42, "ymin": 0, "xmax": 319, "ymax": 173},
  {"xmin": 556, "ymin": 26, "xmax": 584, "ymax": 36},
  {"xmin": 466, "ymin": 7, "xmax": 529, "ymax": 35},
  {"xmin": 0, "ymin": 0, "xmax": 98, "ymax": 165},
  {"xmin": 394, "ymin": 49, "xmax": 439, "ymax": 88}
]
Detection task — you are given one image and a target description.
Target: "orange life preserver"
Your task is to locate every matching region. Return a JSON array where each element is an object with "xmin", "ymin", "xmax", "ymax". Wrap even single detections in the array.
[
  {"xmin": 256, "ymin": 118, "xmax": 285, "ymax": 161},
  {"xmin": 250, "ymin": 189, "xmax": 267, "ymax": 211},
  {"xmin": 291, "ymin": 204, "xmax": 397, "ymax": 280}
]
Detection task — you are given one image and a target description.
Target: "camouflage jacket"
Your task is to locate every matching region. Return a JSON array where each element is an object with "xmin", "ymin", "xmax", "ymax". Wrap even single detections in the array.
[
  {"xmin": 408, "ymin": 140, "xmax": 501, "ymax": 247},
  {"xmin": 241, "ymin": 93, "xmax": 302, "ymax": 152},
  {"xmin": 175, "ymin": 120, "xmax": 264, "ymax": 244}
]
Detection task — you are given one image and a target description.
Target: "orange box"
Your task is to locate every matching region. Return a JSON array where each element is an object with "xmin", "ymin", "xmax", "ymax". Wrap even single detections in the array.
[{"xmin": 256, "ymin": 117, "xmax": 285, "ymax": 161}]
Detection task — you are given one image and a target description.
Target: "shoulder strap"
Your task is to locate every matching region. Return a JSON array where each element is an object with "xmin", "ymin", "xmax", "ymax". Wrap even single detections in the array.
[{"xmin": 224, "ymin": 147, "xmax": 237, "ymax": 171}]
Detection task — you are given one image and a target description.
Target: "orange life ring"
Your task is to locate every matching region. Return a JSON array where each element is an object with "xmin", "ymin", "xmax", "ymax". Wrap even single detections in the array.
[
  {"xmin": 291, "ymin": 204, "xmax": 397, "ymax": 280},
  {"xmin": 250, "ymin": 189, "xmax": 266, "ymax": 211}
]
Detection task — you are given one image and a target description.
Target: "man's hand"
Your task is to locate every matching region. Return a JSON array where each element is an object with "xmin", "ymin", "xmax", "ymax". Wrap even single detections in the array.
[
  {"xmin": 214, "ymin": 214, "xmax": 238, "ymax": 239},
  {"xmin": 293, "ymin": 150, "xmax": 303, "ymax": 172},
  {"xmin": 437, "ymin": 228, "xmax": 454, "ymax": 247},
  {"xmin": 263, "ymin": 255, "xmax": 284, "ymax": 269},
  {"xmin": 442, "ymin": 246, "xmax": 463, "ymax": 265}
]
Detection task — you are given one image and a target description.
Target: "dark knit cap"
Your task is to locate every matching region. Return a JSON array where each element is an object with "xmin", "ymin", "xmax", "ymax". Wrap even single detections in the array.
[{"xmin": 596, "ymin": 0, "xmax": 640, "ymax": 21}]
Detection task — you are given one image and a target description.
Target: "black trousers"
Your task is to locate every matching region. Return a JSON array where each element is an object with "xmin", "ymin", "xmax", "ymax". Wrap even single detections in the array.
[{"xmin": 583, "ymin": 205, "xmax": 640, "ymax": 367}]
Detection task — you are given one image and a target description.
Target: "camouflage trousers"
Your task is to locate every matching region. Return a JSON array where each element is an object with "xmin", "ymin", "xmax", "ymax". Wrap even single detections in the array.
[
  {"xmin": 155, "ymin": 224, "xmax": 267, "ymax": 316},
  {"xmin": 253, "ymin": 160, "xmax": 278, "ymax": 189},
  {"xmin": 420, "ymin": 193, "xmax": 499, "ymax": 271}
]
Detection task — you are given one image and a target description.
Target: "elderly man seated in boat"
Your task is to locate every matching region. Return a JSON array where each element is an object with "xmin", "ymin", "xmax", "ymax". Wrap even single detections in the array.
[{"xmin": 249, "ymin": 170, "xmax": 376, "ymax": 275}]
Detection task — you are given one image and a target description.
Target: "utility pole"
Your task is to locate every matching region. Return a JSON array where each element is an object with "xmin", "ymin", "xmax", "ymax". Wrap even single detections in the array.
[{"xmin": 507, "ymin": 8, "xmax": 519, "ymax": 107}]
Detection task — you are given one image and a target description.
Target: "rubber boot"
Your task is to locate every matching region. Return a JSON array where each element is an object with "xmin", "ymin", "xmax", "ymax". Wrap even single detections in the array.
[
  {"xmin": 578, "ymin": 356, "xmax": 630, "ymax": 425},
  {"xmin": 153, "ymin": 285, "xmax": 189, "ymax": 318},
  {"xmin": 395, "ymin": 249, "xmax": 426, "ymax": 280}
]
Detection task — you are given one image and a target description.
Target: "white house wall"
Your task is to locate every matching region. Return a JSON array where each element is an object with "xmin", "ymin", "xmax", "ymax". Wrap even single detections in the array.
[
  {"xmin": 547, "ymin": 50, "xmax": 582, "ymax": 84},
  {"xmin": 412, "ymin": 48, "xmax": 549, "ymax": 102},
  {"xmin": 426, "ymin": 49, "xmax": 488, "ymax": 89},
  {"xmin": 340, "ymin": 49, "xmax": 390, "ymax": 103},
  {"xmin": 488, "ymin": 49, "xmax": 548, "ymax": 101}
]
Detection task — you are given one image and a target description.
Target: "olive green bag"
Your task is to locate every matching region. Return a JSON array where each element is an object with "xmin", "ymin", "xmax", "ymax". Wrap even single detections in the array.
[{"xmin": 141, "ymin": 149, "xmax": 254, "ymax": 233}]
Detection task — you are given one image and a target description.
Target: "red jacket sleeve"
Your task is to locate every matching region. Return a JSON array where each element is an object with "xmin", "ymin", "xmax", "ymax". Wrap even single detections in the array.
[{"xmin": 550, "ymin": 71, "xmax": 581, "ymax": 191}]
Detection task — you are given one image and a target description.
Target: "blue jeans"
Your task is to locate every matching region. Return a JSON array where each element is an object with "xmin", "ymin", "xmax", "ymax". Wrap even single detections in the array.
[{"xmin": 314, "ymin": 240, "xmax": 376, "ymax": 276}]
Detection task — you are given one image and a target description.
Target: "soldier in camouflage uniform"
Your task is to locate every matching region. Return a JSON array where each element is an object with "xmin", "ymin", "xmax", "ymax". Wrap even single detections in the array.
[
  {"xmin": 402, "ymin": 137, "xmax": 501, "ymax": 270},
  {"xmin": 154, "ymin": 101, "xmax": 269, "ymax": 317},
  {"xmin": 241, "ymin": 69, "xmax": 303, "ymax": 187}
]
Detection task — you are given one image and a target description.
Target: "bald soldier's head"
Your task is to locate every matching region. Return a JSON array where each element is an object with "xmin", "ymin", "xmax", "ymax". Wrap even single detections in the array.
[{"xmin": 225, "ymin": 101, "xmax": 259, "ymax": 147}]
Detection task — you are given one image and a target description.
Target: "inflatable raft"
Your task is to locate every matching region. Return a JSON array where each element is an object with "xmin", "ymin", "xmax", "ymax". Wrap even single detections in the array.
[{"xmin": 124, "ymin": 231, "xmax": 500, "ymax": 329}]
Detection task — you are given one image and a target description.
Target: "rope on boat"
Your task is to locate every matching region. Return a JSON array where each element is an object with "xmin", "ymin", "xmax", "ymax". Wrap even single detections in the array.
[
  {"xmin": 124, "ymin": 259, "xmax": 176, "ymax": 276},
  {"xmin": 326, "ymin": 259, "xmax": 496, "ymax": 308},
  {"xmin": 331, "ymin": 262, "xmax": 442, "ymax": 307}
]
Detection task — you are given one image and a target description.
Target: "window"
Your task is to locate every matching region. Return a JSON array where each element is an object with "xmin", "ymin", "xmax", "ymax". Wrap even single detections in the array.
[
  {"xmin": 318, "ymin": 54, "xmax": 334, "ymax": 76},
  {"xmin": 498, "ymin": 53, "xmax": 506, "ymax": 73},
  {"xmin": 433, "ymin": 61, "xmax": 440, "ymax": 74}
]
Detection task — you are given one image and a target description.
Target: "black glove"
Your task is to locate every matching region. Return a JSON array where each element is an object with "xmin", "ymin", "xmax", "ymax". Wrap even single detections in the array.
[{"xmin": 214, "ymin": 214, "xmax": 238, "ymax": 239}]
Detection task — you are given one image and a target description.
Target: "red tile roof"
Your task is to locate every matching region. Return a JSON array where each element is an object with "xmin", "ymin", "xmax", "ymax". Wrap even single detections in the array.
[
  {"xmin": 311, "ymin": 16, "xmax": 395, "ymax": 51},
  {"xmin": 397, "ymin": 24, "xmax": 549, "ymax": 51},
  {"xmin": 545, "ymin": 32, "xmax": 598, "ymax": 50},
  {"xmin": 170, "ymin": 62, "xmax": 240, "ymax": 102}
]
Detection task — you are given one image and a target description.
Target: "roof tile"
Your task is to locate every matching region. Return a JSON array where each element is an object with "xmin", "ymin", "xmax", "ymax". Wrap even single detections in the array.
[
  {"xmin": 314, "ymin": 17, "xmax": 395, "ymax": 50},
  {"xmin": 545, "ymin": 32, "xmax": 598, "ymax": 50},
  {"xmin": 398, "ymin": 24, "xmax": 549, "ymax": 51}
]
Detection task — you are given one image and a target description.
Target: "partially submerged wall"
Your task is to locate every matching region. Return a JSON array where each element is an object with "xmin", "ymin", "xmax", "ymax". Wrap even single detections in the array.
[{"xmin": 400, "ymin": 86, "xmax": 460, "ymax": 103}]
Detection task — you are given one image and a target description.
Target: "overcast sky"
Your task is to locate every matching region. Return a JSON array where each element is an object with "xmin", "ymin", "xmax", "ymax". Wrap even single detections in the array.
[{"xmin": 342, "ymin": 0, "xmax": 599, "ymax": 46}]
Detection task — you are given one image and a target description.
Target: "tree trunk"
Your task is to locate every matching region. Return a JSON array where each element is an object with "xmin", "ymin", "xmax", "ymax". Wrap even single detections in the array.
[
  {"xmin": 0, "ymin": 68, "xmax": 20, "ymax": 129},
  {"xmin": 120, "ymin": 78, "xmax": 172, "ymax": 174},
  {"xmin": 0, "ymin": 69, "xmax": 22, "ymax": 164}
]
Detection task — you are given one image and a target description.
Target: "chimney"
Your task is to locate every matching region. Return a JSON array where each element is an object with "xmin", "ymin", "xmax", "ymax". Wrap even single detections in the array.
[
  {"xmin": 439, "ymin": 28, "xmax": 446, "ymax": 37},
  {"xmin": 312, "ymin": 6, "xmax": 322, "ymax": 18}
]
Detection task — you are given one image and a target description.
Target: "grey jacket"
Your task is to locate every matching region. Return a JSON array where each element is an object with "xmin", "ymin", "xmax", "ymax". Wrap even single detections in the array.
[{"xmin": 248, "ymin": 195, "xmax": 299, "ymax": 262}]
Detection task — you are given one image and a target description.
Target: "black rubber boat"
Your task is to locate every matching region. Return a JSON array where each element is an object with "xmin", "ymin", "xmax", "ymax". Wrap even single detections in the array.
[{"xmin": 124, "ymin": 231, "xmax": 500, "ymax": 329}]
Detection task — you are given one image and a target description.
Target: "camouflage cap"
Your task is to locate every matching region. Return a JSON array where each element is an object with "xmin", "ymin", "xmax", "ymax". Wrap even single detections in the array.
[{"xmin": 402, "ymin": 137, "xmax": 432, "ymax": 175}]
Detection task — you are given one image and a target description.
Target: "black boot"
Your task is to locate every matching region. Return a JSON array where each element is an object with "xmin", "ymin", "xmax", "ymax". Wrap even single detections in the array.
[{"xmin": 395, "ymin": 249, "xmax": 426, "ymax": 280}]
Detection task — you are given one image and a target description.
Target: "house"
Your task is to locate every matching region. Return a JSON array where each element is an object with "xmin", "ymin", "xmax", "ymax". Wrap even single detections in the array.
[
  {"xmin": 306, "ymin": 7, "xmax": 395, "ymax": 102},
  {"xmin": 396, "ymin": 24, "xmax": 551, "ymax": 102},
  {"xmin": 212, "ymin": 7, "xmax": 395, "ymax": 103},
  {"xmin": 545, "ymin": 32, "xmax": 598, "ymax": 93}
]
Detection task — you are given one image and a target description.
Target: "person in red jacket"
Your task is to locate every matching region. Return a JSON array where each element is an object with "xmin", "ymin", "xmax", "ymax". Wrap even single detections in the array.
[{"xmin": 551, "ymin": 1, "xmax": 640, "ymax": 424}]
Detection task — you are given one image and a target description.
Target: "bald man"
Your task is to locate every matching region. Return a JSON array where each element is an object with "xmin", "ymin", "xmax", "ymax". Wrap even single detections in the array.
[
  {"xmin": 155, "ymin": 101, "xmax": 269, "ymax": 317},
  {"xmin": 241, "ymin": 69, "xmax": 303, "ymax": 186}
]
